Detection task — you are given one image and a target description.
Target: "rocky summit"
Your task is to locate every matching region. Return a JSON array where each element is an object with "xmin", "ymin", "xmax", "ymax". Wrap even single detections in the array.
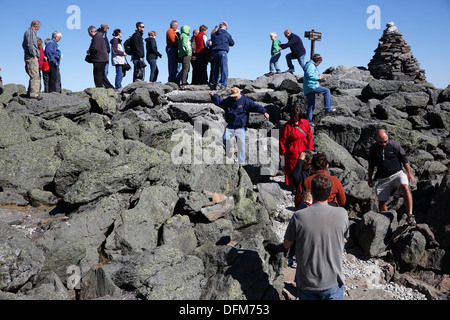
[{"xmin": 0, "ymin": 65, "xmax": 449, "ymax": 301}]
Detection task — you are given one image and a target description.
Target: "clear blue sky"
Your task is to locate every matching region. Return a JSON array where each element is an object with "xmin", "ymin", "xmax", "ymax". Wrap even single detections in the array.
[{"xmin": 1, "ymin": 0, "xmax": 449, "ymax": 92}]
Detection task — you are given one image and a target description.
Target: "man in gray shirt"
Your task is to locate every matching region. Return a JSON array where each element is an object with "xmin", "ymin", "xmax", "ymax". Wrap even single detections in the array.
[
  {"xmin": 22, "ymin": 20, "xmax": 42, "ymax": 100},
  {"xmin": 284, "ymin": 173, "xmax": 349, "ymax": 300}
]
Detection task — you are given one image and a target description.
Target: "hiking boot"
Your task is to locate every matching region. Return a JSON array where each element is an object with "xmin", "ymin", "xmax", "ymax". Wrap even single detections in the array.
[
  {"xmin": 407, "ymin": 214, "xmax": 416, "ymax": 227},
  {"xmin": 29, "ymin": 95, "xmax": 43, "ymax": 101},
  {"xmin": 326, "ymin": 108, "xmax": 336, "ymax": 113}
]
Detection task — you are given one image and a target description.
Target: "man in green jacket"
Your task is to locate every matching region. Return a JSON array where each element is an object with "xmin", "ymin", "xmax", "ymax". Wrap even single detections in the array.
[
  {"xmin": 178, "ymin": 25, "xmax": 192, "ymax": 86},
  {"xmin": 303, "ymin": 54, "xmax": 335, "ymax": 126}
]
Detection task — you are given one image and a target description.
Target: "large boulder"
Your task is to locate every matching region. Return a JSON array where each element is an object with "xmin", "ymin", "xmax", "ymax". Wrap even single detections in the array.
[
  {"xmin": 354, "ymin": 211, "xmax": 398, "ymax": 258},
  {"xmin": 0, "ymin": 220, "xmax": 45, "ymax": 291},
  {"xmin": 109, "ymin": 245, "xmax": 206, "ymax": 300}
]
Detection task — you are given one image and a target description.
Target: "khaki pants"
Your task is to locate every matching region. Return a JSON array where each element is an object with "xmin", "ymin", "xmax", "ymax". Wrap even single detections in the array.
[{"xmin": 25, "ymin": 56, "xmax": 40, "ymax": 97}]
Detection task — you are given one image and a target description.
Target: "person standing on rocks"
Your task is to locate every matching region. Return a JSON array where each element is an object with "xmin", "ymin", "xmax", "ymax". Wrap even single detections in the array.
[
  {"xmin": 210, "ymin": 21, "xmax": 234, "ymax": 89},
  {"xmin": 368, "ymin": 129, "xmax": 416, "ymax": 226},
  {"xmin": 166, "ymin": 20, "xmax": 181, "ymax": 84},
  {"xmin": 280, "ymin": 104, "xmax": 314, "ymax": 187},
  {"xmin": 209, "ymin": 87, "xmax": 269, "ymax": 165},
  {"xmin": 280, "ymin": 29, "xmax": 306, "ymax": 74},
  {"xmin": 23, "ymin": 20, "xmax": 42, "ymax": 100},
  {"xmin": 284, "ymin": 173, "xmax": 349, "ymax": 300},
  {"xmin": 87, "ymin": 26, "xmax": 114, "ymax": 89},
  {"xmin": 130, "ymin": 22, "xmax": 146, "ymax": 82},
  {"xmin": 45, "ymin": 31, "xmax": 62, "ymax": 93},
  {"xmin": 303, "ymin": 53, "xmax": 336, "ymax": 126}
]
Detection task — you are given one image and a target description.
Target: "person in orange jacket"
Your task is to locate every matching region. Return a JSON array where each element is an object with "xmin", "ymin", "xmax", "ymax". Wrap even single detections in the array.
[
  {"xmin": 296, "ymin": 152, "xmax": 346, "ymax": 209},
  {"xmin": 280, "ymin": 104, "xmax": 314, "ymax": 186}
]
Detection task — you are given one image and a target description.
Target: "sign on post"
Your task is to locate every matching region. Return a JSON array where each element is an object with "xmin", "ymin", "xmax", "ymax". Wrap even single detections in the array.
[{"xmin": 304, "ymin": 29, "xmax": 322, "ymax": 59}]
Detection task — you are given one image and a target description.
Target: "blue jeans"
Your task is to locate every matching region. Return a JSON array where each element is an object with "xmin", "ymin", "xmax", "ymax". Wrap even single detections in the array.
[
  {"xmin": 166, "ymin": 45, "xmax": 181, "ymax": 83},
  {"xmin": 114, "ymin": 65, "xmax": 123, "ymax": 89},
  {"xmin": 212, "ymin": 50, "xmax": 228, "ymax": 87},
  {"xmin": 223, "ymin": 127, "xmax": 246, "ymax": 165},
  {"xmin": 298, "ymin": 284, "xmax": 345, "ymax": 300},
  {"xmin": 132, "ymin": 57, "xmax": 145, "ymax": 82},
  {"xmin": 306, "ymin": 86, "xmax": 332, "ymax": 124},
  {"xmin": 148, "ymin": 59, "xmax": 158, "ymax": 82},
  {"xmin": 269, "ymin": 52, "xmax": 281, "ymax": 73},
  {"xmin": 286, "ymin": 53, "xmax": 305, "ymax": 72}
]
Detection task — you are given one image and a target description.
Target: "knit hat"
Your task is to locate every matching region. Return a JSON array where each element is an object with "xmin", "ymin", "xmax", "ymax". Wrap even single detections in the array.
[
  {"xmin": 230, "ymin": 87, "xmax": 240, "ymax": 97},
  {"xmin": 101, "ymin": 24, "xmax": 109, "ymax": 29},
  {"xmin": 313, "ymin": 53, "xmax": 322, "ymax": 62}
]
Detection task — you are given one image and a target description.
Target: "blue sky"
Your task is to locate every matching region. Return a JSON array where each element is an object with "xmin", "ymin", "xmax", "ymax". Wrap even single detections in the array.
[{"xmin": 1, "ymin": 0, "xmax": 449, "ymax": 92}]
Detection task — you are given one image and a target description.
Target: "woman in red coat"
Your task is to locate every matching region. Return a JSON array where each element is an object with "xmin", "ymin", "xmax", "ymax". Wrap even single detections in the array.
[{"xmin": 280, "ymin": 105, "xmax": 314, "ymax": 186}]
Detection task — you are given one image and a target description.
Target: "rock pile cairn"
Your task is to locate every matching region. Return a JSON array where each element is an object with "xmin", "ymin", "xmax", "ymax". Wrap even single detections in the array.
[{"xmin": 368, "ymin": 22, "xmax": 426, "ymax": 83}]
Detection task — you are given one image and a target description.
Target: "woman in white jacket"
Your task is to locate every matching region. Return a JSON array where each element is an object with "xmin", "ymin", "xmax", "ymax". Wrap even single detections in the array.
[{"xmin": 110, "ymin": 29, "xmax": 127, "ymax": 89}]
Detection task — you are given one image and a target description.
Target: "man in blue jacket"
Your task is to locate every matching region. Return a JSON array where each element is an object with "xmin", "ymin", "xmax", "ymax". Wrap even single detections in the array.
[
  {"xmin": 280, "ymin": 30, "xmax": 306, "ymax": 74},
  {"xmin": 209, "ymin": 87, "xmax": 269, "ymax": 165},
  {"xmin": 211, "ymin": 21, "xmax": 235, "ymax": 89},
  {"xmin": 303, "ymin": 53, "xmax": 335, "ymax": 126}
]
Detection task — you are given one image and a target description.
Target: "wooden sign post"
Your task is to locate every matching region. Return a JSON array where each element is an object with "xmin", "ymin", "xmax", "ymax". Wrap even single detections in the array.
[{"xmin": 304, "ymin": 29, "xmax": 322, "ymax": 59}]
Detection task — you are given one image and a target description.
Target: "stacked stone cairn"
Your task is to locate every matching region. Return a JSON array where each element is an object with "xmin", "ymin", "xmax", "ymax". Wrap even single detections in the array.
[{"xmin": 368, "ymin": 22, "xmax": 426, "ymax": 83}]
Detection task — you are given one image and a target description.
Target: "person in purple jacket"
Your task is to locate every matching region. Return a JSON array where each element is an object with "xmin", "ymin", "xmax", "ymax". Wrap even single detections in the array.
[{"xmin": 280, "ymin": 29, "xmax": 306, "ymax": 74}]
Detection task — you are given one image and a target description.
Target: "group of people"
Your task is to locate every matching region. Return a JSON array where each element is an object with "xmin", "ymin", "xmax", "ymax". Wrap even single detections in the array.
[
  {"xmin": 165, "ymin": 20, "xmax": 234, "ymax": 88},
  {"xmin": 20, "ymin": 20, "xmax": 418, "ymax": 301},
  {"xmin": 209, "ymin": 62, "xmax": 417, "ymax": 300},
  {"xmin": 268, "ymin": 29, "xmax": 336, "ymax": 127},
  {"xmin": 88, "ymin": 20, "xmax": 235, "ymax": 90},
  {"xmin": 21, "ymin": 19, "xmax": 236, "ymax": 92},
  {"xmin": 280, "ymin": 105, "xmax": 416, "ymax": 299},
  {"xmin": 22, "ymin": 20, "xmax": 62, "ymax": 100}
]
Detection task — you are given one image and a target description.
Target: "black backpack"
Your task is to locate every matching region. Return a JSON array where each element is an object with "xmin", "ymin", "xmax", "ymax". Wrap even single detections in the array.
[{"xmin": 123, "ymin": 36, "xmax": 133, "ymax": 55}]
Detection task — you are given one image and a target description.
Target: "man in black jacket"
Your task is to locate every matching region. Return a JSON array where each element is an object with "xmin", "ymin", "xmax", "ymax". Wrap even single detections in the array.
[
  {"xmin": 280, "ymin": 30, "xmax": 306, "ymax": 74},
  {"xmin": 130, "ymin": 22, "xmax": 146, "ymax": 82},
  {"xmin": 368, "ymin": 129, "xmax": 416, "ymax": 226},
  {"xmin": 87, "ymin": 26, "xmax": 114, "ymax": 89}
]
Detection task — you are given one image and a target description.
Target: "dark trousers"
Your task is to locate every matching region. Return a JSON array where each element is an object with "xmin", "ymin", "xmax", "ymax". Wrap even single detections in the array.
[
  {"xmin": 48, "ymin": 62, "xmax": 59, "ymax": 93},
  {"xmin": 93, "ymin": 62, "xmax": 114, "ymax": 89},
  {"xmin": 196, "ymin": 51, "xmax": 208, "ymax": 85}
]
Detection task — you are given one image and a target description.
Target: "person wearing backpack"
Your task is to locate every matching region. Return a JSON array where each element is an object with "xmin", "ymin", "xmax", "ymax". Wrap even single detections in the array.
[{"xmin": 130, "ymin": 22, "xmax": 146, "ymax": 82}]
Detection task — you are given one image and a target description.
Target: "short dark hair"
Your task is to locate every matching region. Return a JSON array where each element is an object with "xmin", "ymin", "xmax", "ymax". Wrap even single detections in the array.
[
  {"xmin": 311, "ymin": 153, "xmax": 329, "ymax": 171},
  {"xmin": 311, "ymin": 174, "xmax": 332, "ymax": 202}
]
